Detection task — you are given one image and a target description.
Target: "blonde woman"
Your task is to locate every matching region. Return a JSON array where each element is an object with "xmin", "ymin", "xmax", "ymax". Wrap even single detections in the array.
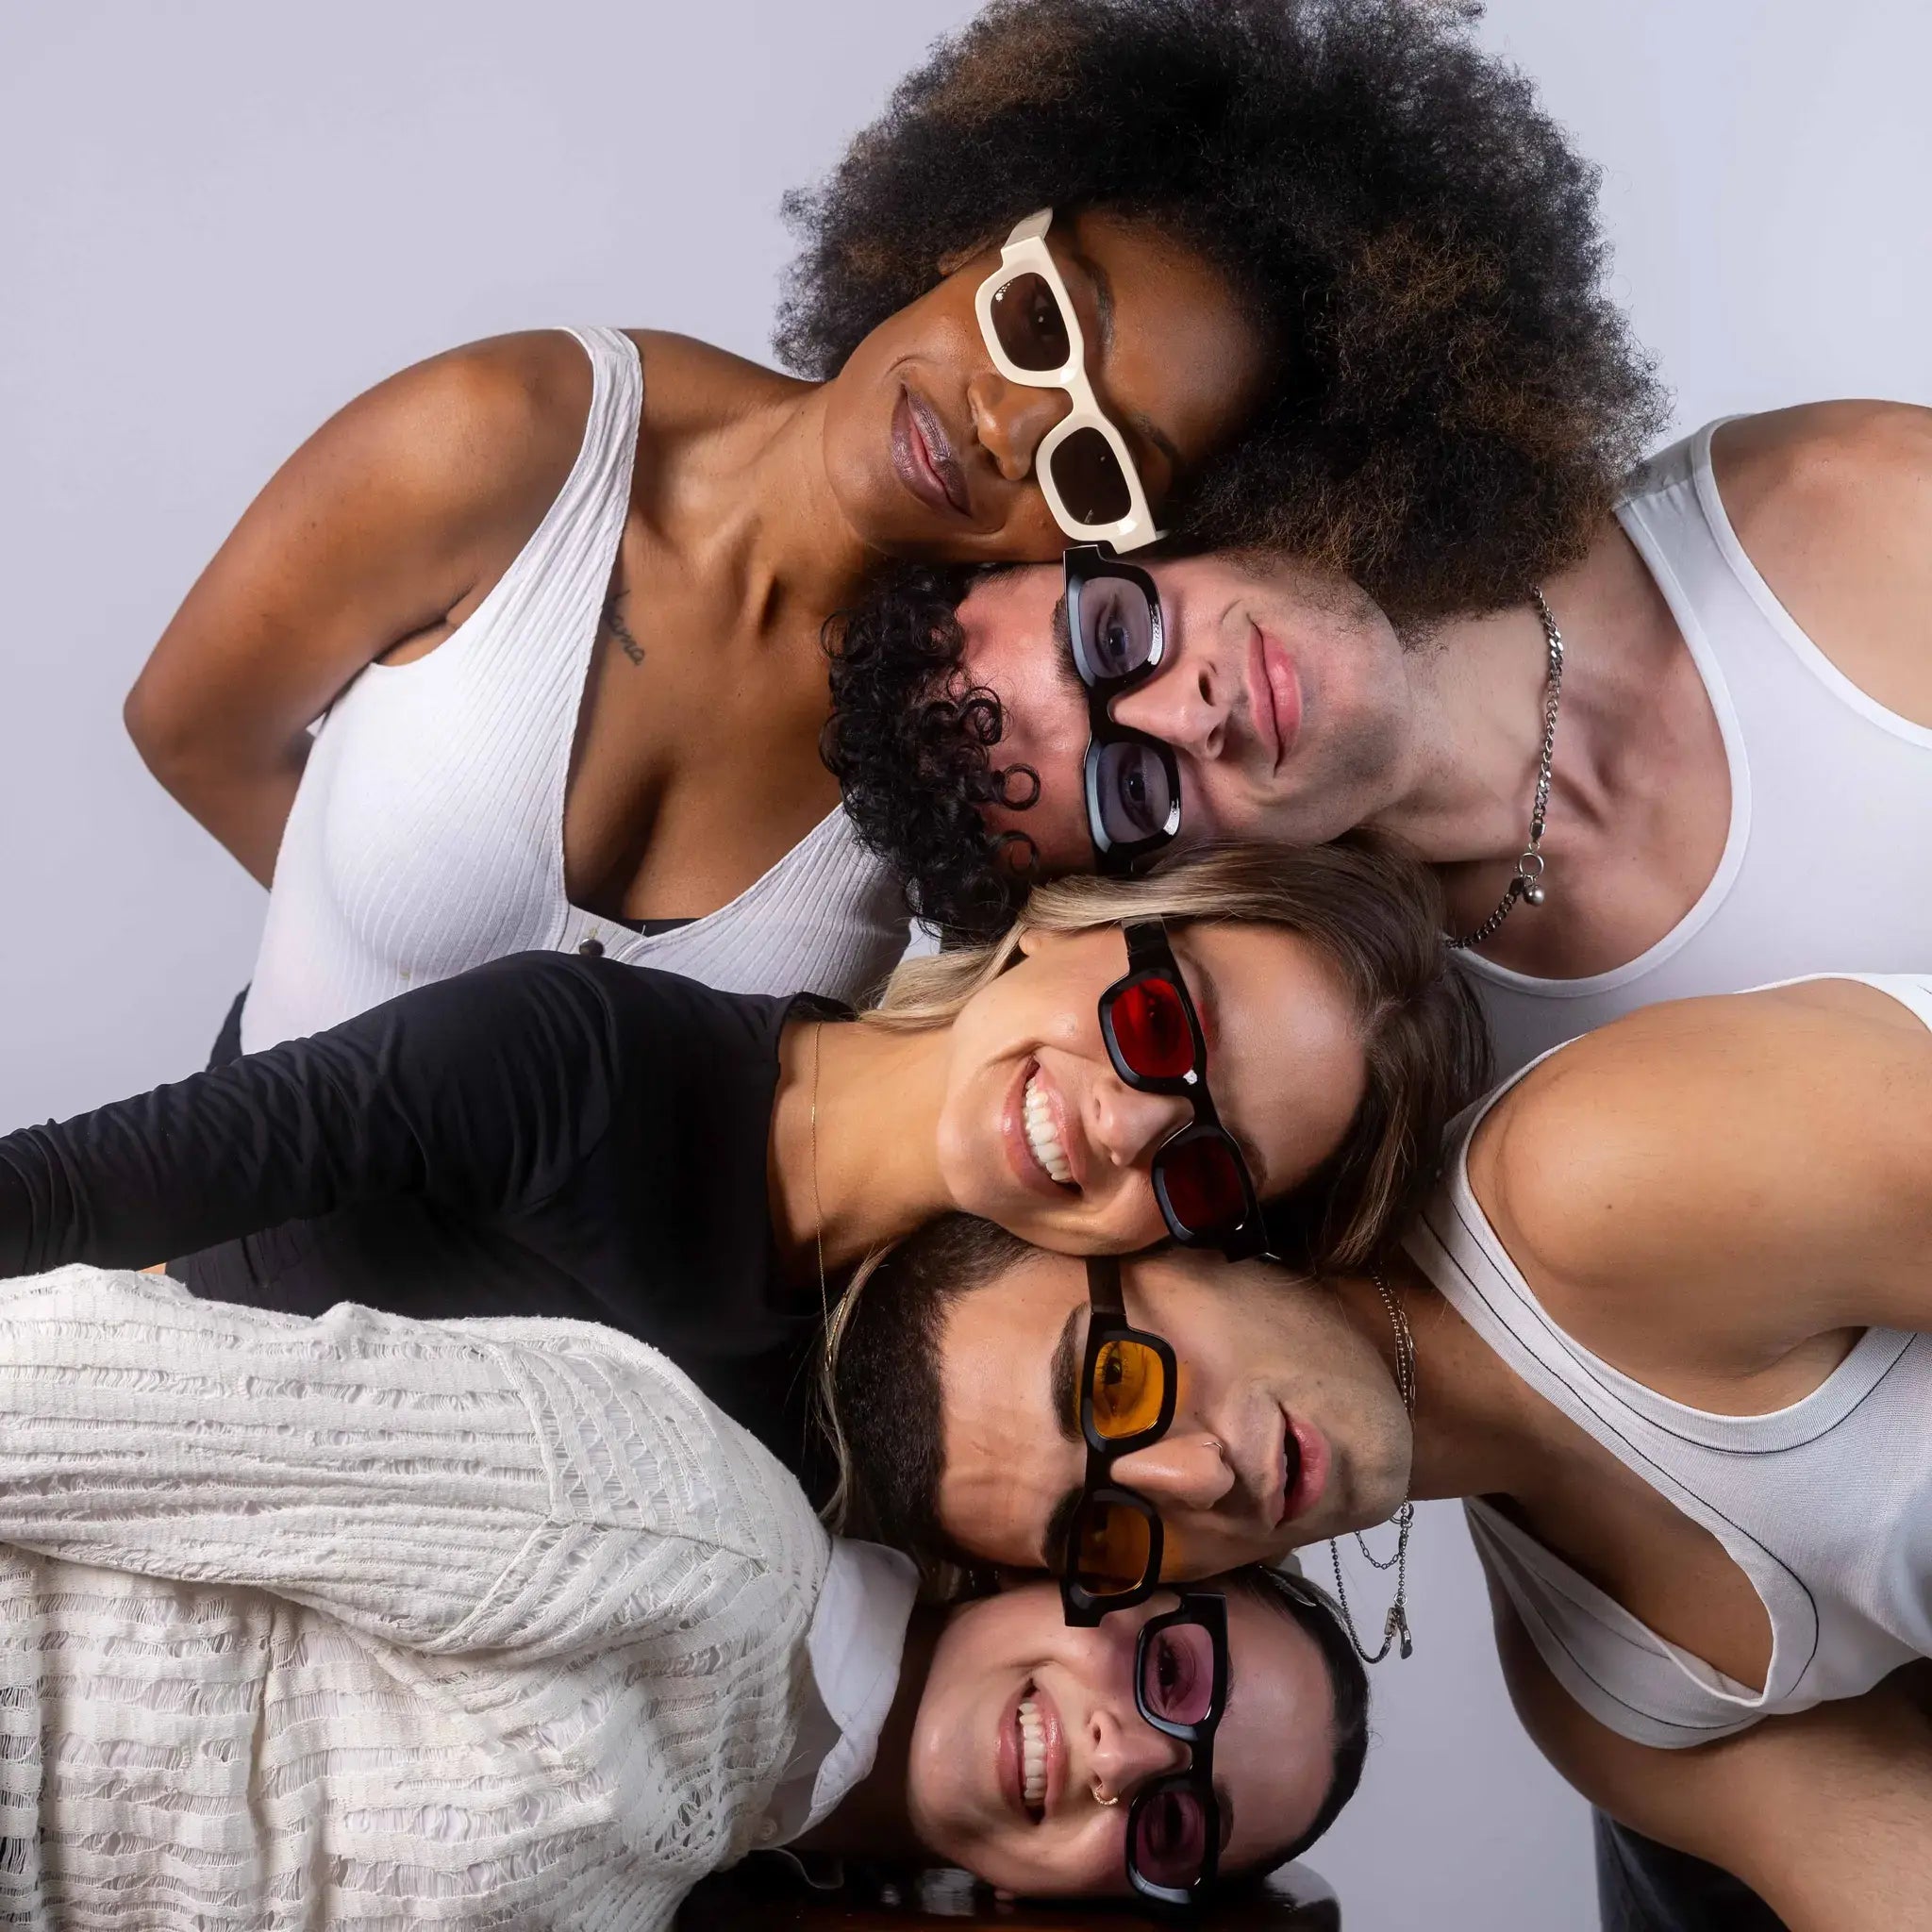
[{"xmin": 0, "ymin": 839, "xmax": 1485, "ymax": 1477}]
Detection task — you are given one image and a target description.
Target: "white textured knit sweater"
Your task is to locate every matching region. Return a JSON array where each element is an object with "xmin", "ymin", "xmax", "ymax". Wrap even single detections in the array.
[{"xmin": 0, "ymin": 1266, "xmax": 840, "ymax": 1930}]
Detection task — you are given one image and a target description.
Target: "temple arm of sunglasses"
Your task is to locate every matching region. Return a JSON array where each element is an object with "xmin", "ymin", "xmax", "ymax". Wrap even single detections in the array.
[{"xmin": 1085, "ymin": 1253, "xmax": 1124, "ymax": 1314}]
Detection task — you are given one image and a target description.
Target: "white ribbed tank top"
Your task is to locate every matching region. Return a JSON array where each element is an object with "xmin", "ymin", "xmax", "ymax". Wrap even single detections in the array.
[
  {"xmin": 1460, "ymin": 421, "xmax": 1932, "ymax": 1078},
  {"xmin": 1408, "ymin": 973, "xmax": 1932, "ymax": 1750},
  {"xmin": 240, "ymin": 326, "xmax": 908, "ymax": 1054}
]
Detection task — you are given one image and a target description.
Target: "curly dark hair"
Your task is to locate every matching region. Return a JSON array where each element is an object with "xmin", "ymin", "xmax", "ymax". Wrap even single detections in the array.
[{"xmin": 781, "ymin": 0, "xmax": 1665, "ymax": 616}]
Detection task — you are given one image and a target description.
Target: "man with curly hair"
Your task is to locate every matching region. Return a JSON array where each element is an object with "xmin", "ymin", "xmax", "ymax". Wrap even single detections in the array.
[{"xmin": 824, "ymin": 399, "xmax": 1932, "ymax": 1931}]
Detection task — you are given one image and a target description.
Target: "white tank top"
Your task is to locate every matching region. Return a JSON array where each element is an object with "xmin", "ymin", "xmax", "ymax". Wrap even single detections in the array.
[
  {"xmin": 1407, "ymin": 972, "xmax": 1932, "ymax": 1750},
  {"xmin": 1460, "ymin": 421, "xmax": 1932, "ymax": 1077},
  {"xmin": 240, "ymin": 326, "xmax": 908, "ymax": 1054}
]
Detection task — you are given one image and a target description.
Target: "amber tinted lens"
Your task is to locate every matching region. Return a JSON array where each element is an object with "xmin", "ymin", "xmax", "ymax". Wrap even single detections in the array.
[
  {"xmin": 1158, "ymin": 1134, "xmax": 1249, "ymax": 1235},
  {"xmin": 1131, "ymin": 1786, "xmax": 1212, "ymax": 1891},
  {"xmin": 1049, "ymin": 425, "xmax": 1133, "ymax": 526},
  {"xmin": 1089, "ymin": 1337, "xmax": 1167, "ymax": 1441},
  {"xmin": 1109, "ymin": 974, "xmax": 1196, "ymax": 1081},
  {"xmin": 1071, "ymin": 1498, "xmax": 1155, "ymax": 1593},
  {"xmin": 989, "ymin": 271, "xmax": 1073, "ymax": 372}
]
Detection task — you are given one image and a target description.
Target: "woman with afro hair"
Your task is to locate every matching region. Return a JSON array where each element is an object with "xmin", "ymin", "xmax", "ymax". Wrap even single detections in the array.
[{"xmin": 127, "ymin": 0, "xmax": 1658, "ymax": 1055}]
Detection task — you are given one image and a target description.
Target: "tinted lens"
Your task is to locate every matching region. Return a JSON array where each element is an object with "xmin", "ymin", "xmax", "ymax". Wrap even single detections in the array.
[
  {"xmin": 1071, "ymin": 1498, "xmax": 1155, "ymax": 1594},
  {"xmin": 989, "ymin": 271, "xmax": 1073, "ymax": 372},
  {"xmin": 1089, "ymin": 1337, "xmax": 1167, "ymax": 1441},
  {"xmin": 1131, "ymin": 1786, "xmax": 1212, "ymax": 1891},
  {"xmin": 1140, "ymin": 1621, "xmax": 1218, "ymax": 1727},
  {"xmin": 1049, "ymin": 425, "xmax": 1133, "ymax": 526},
  {"xmin": 1091, "ymin": 741, "xmax": 1175, "ymax": 850},
  {"xmin": 1108, "ymin": 974, "xmax": 1196, "ymax": 1081},
  {"xmin": 1158, "ymin": 1134, "xmax": 1249, "ymax": 1235},
  {"xmin": 1074, "ymin": 575, "xmax": 1157, "ymax": 685}
]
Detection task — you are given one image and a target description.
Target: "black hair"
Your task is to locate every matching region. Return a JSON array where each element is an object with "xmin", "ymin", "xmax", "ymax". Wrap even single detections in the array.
[{"xmin": 784, "ymin": 0, "xmax": 1665, "ymax": 611}]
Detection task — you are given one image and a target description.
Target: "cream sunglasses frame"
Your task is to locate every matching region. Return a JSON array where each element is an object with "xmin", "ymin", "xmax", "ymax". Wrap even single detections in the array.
[{"xmin": 974, "ymin": 208, "xmax": 1166, "ymax": 554}]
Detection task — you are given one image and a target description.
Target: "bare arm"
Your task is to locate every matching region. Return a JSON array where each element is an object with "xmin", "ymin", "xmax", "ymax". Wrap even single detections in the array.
[
  {"xmin": 1489, "ymin": 1587, "xmax": 1932, "ymax": 1932},
  {"xmin": 125, "ymin": 333, "xmax": 591, "ymax": 883},
  {"xmin": 1714, "ymin": 401, "xmax": 1932, "ymax": 728},
  {"xmin": 1475, "ymin": 978, "xmax": 1932, "ymax": 1370}
]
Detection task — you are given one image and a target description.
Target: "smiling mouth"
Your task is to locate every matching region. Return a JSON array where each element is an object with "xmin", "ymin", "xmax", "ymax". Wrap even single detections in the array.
[
  {"xmin": 892, "ymin": 386, "xmax": 971, "ymax": 518},
  {"xmin": 1016, "ymin": 1691, "xmax": 1048, "ymax": 1818},
  {"xmin": 1022, "ymin": 1070, "xmax": 1075, "ymax": 1187}
]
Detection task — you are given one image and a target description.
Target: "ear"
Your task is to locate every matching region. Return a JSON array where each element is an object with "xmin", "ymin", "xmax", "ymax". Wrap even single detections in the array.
[{"xmin": 937, "ymin": 233, "xmax": 998, "ymax": 278}]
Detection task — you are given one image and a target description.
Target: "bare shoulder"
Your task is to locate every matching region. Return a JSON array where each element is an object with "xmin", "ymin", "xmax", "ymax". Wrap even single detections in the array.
[
  {"xmin": 621, "ymin": 327, "xmax": 806, "ymax": 428},
  {"xmin": 1711, "ymin": 401, "xmax": 1932, "ymax": 723},
  {"xmin": 305, "ymin": 330, "xmax": 598, "ymax": 532},
  {"xmin": 1472, "ymin": 982, "xmax": 1932, "ymax": 1315}
]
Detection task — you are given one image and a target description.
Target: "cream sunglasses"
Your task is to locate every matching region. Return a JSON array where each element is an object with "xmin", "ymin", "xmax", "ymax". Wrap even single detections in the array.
[{"xmin": 974, "ymin": 208, "xmax": 1166, "ymax": 554}]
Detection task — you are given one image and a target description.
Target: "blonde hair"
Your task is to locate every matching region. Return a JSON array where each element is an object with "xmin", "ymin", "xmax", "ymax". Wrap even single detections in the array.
[{"xmin": 864, "ymin": 835, "xmax": 1490, "ymax": 1271}]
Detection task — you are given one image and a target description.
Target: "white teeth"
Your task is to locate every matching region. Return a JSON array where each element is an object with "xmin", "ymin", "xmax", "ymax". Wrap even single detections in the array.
[
  {"xmin": 1018, "ymin": 1695, "xmax": 1048, "ymax": 1808},
  {"xmin": 1023, "ymin": 1074, "xmax": 1074, "ymax": 1187}
]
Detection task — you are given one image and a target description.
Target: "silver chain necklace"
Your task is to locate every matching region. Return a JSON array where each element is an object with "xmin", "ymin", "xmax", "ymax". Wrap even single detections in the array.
[
  {"xmin": 1327, "ymin": 1268, "xmax": 1418, "ymax": 1664},
  {"xmin": 1447, "ymin": 589, "xmax": 1565, "ymax": 952}
]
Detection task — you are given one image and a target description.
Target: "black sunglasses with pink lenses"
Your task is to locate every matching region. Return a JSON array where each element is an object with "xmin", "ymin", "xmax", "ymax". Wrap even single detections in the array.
[
  {"xmin": 1098, "ymin": 921, "xmax": 1269, "ymax": 1260},
  {"xmin": 1126, "ymin": 1590, "xmax": 1229, "ymax": 1906}
]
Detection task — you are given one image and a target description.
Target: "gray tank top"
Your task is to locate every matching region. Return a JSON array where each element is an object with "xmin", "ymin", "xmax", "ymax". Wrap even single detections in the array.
[
  {"xmin": 1407, "ymin": 973, "xmax": 1932, "ymax": 1749},
  {"xmin": 1460, "ymin": 422, "xmax": 1932, "ymax": 1078}
]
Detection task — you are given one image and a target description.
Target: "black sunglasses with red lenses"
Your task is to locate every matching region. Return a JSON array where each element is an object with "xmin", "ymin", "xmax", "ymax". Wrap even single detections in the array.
[
  {"xmin": 1100, "ymin": 920, "xmax": 1269, "ymax": 1260},
  {"xmin": 1065, "ymin": 545, "xmax": 1183, "ymax": 876},
  {"xmin": 1126, "ymin": 1590, "xmax": 1230, "ymax": 1907}
]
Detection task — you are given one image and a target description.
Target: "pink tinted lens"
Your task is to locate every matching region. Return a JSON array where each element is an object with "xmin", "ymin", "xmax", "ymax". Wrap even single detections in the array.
[
  {"xmin": 1140, "ymin": 1623, "xmax": 1217, "ymax": 1727},
  {"xmin": 1131, "ymin": 1786, "xmax": 1210, "ymax": 1890},
  {"xmin": 1158, "ymin": 1135, "xmax": 1247, "ymax": 1233}
]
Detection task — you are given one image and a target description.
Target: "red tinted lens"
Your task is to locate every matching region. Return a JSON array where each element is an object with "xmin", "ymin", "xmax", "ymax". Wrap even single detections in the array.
[
  {"xmin": 1109, "ymin": 975, "xmax": 1196, "ymax": 1081},
  {"xmin": 1132, "ymin": 1786, "xmax": 1211, "ymax": 1891},
  {"xmin": 1158, "ymin": 1135, "xmax": 1248, "ymax": 1234}
]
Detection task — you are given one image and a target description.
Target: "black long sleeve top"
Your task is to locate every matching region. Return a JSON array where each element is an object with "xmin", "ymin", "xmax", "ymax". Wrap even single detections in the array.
[{"xmin": 0, "ymin": 954, "xmax": 837, "ymax": 1475}]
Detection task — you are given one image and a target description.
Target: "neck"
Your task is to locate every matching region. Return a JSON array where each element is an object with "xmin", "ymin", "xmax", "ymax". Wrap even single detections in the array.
[
  {"xmin": 793, "ymin": 1607, "xmax": 942, "ymax": 1859},
  {"xmin": 1339, "ymin": 1259, "xmax": 1551, "ymax": 1506},
  {"xmin": 675, "ymin": 380, "xmax": 878, "ymax": 633},
  {"xmin": 1367, "ymin": 519, "xmax": 1681, "ymax": 872},
  {"xmin": 769, "ymin": 1018, "xmax": 958, "ymax": 1282}
]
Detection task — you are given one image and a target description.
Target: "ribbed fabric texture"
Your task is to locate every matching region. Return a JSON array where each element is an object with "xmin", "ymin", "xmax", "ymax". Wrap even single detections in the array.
[
  {"xmin": 1412, "ymin": 974, "xmax": 1932, "ymax": 1751},
  {"xmin": 0, "ymin": 1266, "xmax": 832, "ymax": 1929},
  {"xmin": 240, "ymin": 325, "xmax": 908, "ymax": 1055}
]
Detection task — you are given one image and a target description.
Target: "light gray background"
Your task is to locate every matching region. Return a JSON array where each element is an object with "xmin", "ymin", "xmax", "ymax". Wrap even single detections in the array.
[{"xmin": 3, "ymin": 3, "xmax": 1928, "ymax": 1924}]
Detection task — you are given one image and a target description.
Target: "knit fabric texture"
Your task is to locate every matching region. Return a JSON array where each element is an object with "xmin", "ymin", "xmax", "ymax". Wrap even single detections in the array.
[{"xmin": 0, "ymin": 1266, "xmax": 832, "ymax": 1929}]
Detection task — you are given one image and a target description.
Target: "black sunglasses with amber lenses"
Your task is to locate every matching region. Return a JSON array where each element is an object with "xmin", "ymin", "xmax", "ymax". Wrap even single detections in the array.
[
  {"xmin": 1060, "ymin": 1254, "xmax": 1178, "ymax": 1624},
  {"xmin": 1126, "ymin": 1591, "xmax": 1230, "ymax": 1907},
  {"xmin": 1100, "ymin": 920, "xmax": 1269, "ymax": 1260},
  {"xmin": 1065, "ymin": 544, "xmax": 1183, "ymax": 876}
]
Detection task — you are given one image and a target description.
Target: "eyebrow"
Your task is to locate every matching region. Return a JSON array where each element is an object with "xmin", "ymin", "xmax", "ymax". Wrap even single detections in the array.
[
  {"xmin": 1048, "ymin": 591, "xmax": 1084, "ymax": 697},
  {"xmin": 1040, "ymin": 1302, "xmax": 1089, "ymax": 1567},
  {"xmin": 1066, "ymin": 246, "xmax": 1184, "ymax": 479}
]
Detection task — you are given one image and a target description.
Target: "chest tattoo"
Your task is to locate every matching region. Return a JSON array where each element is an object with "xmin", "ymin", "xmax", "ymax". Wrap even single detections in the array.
[{"xmin": 601, "ymin": 595, "xmax": 645, "ymax": 668}]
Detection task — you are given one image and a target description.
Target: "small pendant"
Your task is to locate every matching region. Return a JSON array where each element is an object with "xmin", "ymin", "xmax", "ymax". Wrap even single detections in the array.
[{"xmin": 1522, "ymin": 881, "xmax": 1546, "ymax": 908}]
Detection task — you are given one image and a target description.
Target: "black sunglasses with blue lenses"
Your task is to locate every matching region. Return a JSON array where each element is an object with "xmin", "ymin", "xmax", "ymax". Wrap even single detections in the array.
[{"xmin": 1065, "ymin": 544, "xmax": 1184, "ymax": 874}]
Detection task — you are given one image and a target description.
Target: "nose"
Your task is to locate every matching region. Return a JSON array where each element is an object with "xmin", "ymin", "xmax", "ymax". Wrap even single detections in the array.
[
  {"xmin": 1087, "ymin": 1701, "xmax": 1192, "ymax": 1808},
  {"xmin": 1108, "ymin": 1433, "xmax": 1238, "ymax": 1512},
  {"xmin": 1089, "ymin": 1079, "xmax": 1192, "ymax": 1173},
  {"xmin": 967, "ymin": 371, "xmax": 1072, "ymax": 486},
  {"xmin": 1111, "ymin": 650, "xmax": 1228, "ymax": 761}
]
